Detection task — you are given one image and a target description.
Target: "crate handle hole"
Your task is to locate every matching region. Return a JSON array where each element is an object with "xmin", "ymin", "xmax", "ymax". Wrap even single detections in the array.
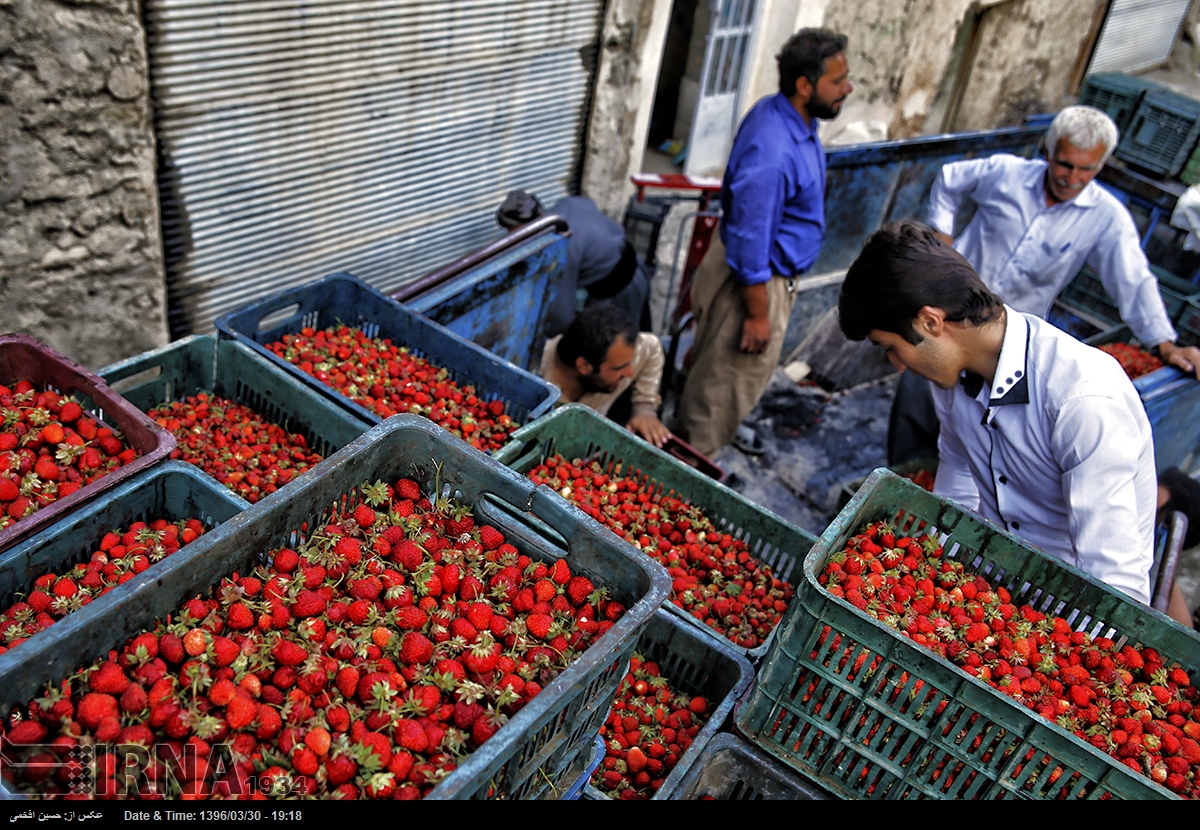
[
  {"xmin": 257, "ymin": 303, "xmax": 303, "ymax": 334},
  {"xmin": 108, "ymin": 365, "xmax": 163, "ymax": 396}
]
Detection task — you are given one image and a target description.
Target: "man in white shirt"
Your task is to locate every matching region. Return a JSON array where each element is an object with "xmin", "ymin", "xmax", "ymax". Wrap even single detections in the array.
[
  {"xmin": 889, "ymin": 106, "xmax": 1200, "ymax": 464},
  {"xmin": 539, "ymin": 303, "xmax": 671, "ymax": 447},
  {"xmin": 841, "ymin": 221, "xmax": 1156, "ymax": 604}
]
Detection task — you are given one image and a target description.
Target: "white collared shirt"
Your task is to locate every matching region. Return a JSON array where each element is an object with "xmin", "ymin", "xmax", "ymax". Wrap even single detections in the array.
[
  {"xmin": 931, "ymin": 307, "xmax": 1157, "ymax": 604},
  {"xmin": 928, "ymin": 154, "xmax": 1177, "ymax": 348}
]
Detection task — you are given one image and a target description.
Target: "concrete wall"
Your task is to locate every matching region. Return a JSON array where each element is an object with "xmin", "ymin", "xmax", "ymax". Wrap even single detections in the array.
[
  {"xmin": 578, "ymin": 0, "xmax": 673, "ymax": 217},
  {"xmin": 951, "ymin": 0, "xmax": 1104, "ymax": 132},
  {"xmin": 0, "ymin": 0, "xmax": 167, "ymax": 370}
]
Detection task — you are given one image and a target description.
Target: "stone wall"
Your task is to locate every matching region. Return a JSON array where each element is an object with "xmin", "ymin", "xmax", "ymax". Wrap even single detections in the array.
[
  {"xmin": 578, "ymin": 0, "xmax": 673, "ymax": 217},
  {"xmin": 0, "ymin": 0, "xmax": 166, "ymax": 370}
]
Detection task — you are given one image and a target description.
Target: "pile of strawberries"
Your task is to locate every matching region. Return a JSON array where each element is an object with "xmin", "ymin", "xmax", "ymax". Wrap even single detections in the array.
[
  {"xmin": 1, "ymin": 477, "xmax": 626, "ymax": 800},
  {"xmin": 902, "ymin": 468, "xmax": 936, "ymax": 492},
  {"xmin": 1098, "ymin": 342, "xmax": 1164, "ymax": 380},
  {"xmin": 592, "ymin": 653, "xmax": 709, "ymax": 799},
  {"xmin": 265, "ymin": 326, "xmax": 516, "ymax": 452},
  {"xmin": 148, "ymin": 393, "xmax": 325, "ymax": 504},
  {"xmin": 526, "ymin": 455, "xmax": 794, "ymax": 650},
  {"xmin": 0, "ymin": 518, "xmax": 206, "ymax": 656},
  {"xmin": 816, "ymin": 519, "xmax": 1200, "ymax": 798},
  {"xmin": 0, "ymin": 381, "xmax": 140, "ymax": 529}
]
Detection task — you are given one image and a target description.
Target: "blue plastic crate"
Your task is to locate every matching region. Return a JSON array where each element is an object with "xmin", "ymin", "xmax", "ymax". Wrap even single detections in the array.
[
  {"xmin": 405, "ymin": 231, "xmax": 567, "ymax": 371},
  {"xmin": 213, "ymin": 273, "xmax": 559, "ymax": 444},
  {"xmin": 1089, "ymin": 326, "xmax": 1200, "ymax": 472}
]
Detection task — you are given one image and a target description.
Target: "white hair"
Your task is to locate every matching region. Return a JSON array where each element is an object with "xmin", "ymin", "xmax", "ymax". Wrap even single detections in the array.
[{"xmin": 1046, "ymin": 105, "xmax": 1119, "ymax": 162}]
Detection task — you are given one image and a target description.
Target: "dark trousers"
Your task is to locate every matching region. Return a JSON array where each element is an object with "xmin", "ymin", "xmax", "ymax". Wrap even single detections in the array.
[{"xmin": 888, "ymin": 371, "xmax": 940, "ymax": 466}]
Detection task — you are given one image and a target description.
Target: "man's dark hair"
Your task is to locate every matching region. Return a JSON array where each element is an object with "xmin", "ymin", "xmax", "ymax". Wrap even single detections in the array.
[
  {"xmin": 777, "ymin": 28, "xmax": 848, "ymax": 97},
  {"xmin": 556, "ymin": 304, "xmax": 638, "ymax": 370},
  {"xmin": 1160, "ymin": 467, "xmax": 1200, "ymax": 548},
  {"xmin": 839, "ymin": 220, "xmax": 1003, "ymax": 344},
  {"xmin": 497, "ymin": 190, "xmax": 545, "ymax": 230}
]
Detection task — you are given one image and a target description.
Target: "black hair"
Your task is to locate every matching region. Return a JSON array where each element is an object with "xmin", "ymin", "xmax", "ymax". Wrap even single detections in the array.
[
  {"xmin": 838, "ymin": 220, "xmax": 1004, "ymax": 344},
  {"xmin": 1160, "ymin": 467, "xmax": 1200, "ymax": 548},
  {"xmin": 777, "ymin": 28, "xmax": 848, "ymax": 98},
  {"xmin": 496, "ymin": 190, "xmax": 545, "ymax": 230},
  {"xmin": 556, "ymin": 304, "xmax": 638, "ymax": 370}
]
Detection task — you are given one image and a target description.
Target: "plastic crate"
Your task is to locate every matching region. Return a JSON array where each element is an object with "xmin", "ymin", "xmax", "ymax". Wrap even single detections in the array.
[
  {"xmin": 493, "ymin": 405, "xmax": 818, "ymax": 659},
  {"xmin": 1176, "ymin": 296, "xmax": 1200, "ymax": 347},
  {"xmin": 1086, "ymin": 326, "xmax": 1200, "ymax": 472},
  {"xmin": 1078, "ymin": 73, "xmax": 1160, "ymax": 134},
  {"xmin": 588, "ymin": 608, "xmax": 755, "ymax": 799},
  {"xmin": 1056, "ymin": 265, "xmax": 1197, "ymax": 328},
  {"xmin": 213, "ymin": 273, "xmax": 559, "ymax": 439},
  {"xmin": 1115, "ymin": 88, "xmax": 1200, "ymax": 178},
  {"xmin": 0, "ymin": 334, "xmax": 176, "ymax": 555},
  {"xmin": 1045, "ymin": 300, "xmax": 1115, "ymax": 343},
  {"xmin": 99, "ymin": 335, "xmax": 373, "ymax": 498},
  {"xmin": 659, "ymin": 733, "xmax": 832, "ymax": 799},
  {"xmin": 405, "ymin": 231, "xmax": 568, "ymax": 371},
  {"xmin": 562, "ymin": 735, "xmax": 606, "ymax": 800},
  {"xmin": 736, "ymin": 469, "xmax": 1200, "ymax": 800},
  {"xmin": 0, "ymin": 460, "xmax": 248, "ymax": 626},
  {"xmin": 0, "ymin": 416, "xmax": 671, "ymax": 800}
]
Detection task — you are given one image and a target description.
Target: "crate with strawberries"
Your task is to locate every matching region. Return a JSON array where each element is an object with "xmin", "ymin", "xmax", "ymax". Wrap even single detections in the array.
[
  {"xmin": 737, "ymin": 469, "xmax": 1200, "ymax": 800},
  {"xmin": 0, "ymin": 417, "xmax": 670, "ymax": 800},
  {"xmin": 495, "ymin": 406, "xmax": 818, "ymax": 657},
  {"xmin": 0, "ymin": 334, "xmax": 175, "ymax": 555},
  {"xmin": 589, "ymin": 608, "xmax": 753, "ymax": 800},
  {"xmin": 214, "ymin": 273, "xmax": 558, "ymax": 452},
  {"xmin": 0, "ymin": 461, "xmax": 248, "ymax": 667},
  {"xmin": 101, "ymin": 336, "xmax": 374, "ymax": 506}
]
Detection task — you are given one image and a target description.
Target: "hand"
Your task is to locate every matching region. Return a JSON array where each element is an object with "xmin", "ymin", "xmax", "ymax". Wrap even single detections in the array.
[
  {"xmin": 1157, "ymin": 342, "xmax": 1200, "ymax": 379},
  {"xmin": 739, "ymin": 315, "xmax": 771, "ymax": 353},
  {"xmin": 935, "ymin": 231, "xmax": 954, "ymax": 246},
  {"xmin": 627, "ymin": 414, "xmax": 671, "ymax": 448}
]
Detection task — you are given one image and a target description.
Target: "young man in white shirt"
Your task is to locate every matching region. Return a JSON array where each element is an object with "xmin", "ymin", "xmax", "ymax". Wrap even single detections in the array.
[
  {"xmin": 890, "ymin": 106, "xmax": 1200, "ymax": 464},
  {"xmin": 840, "ymin": 221, "xmax": 1157, "ymax": 604}
]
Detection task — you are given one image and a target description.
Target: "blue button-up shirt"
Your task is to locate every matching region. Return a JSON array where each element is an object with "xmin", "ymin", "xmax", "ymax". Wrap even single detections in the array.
[
  {"xmin": 932, "ymin": 307, "xmax": 1157, "ymax": 603},
  {"xmin": 720, "ymin": 93, "xmax": 826, "ymax": 286},
  {"xmin": 927, "ymin": 154, "xmax": 1176, "ymax": 347}
]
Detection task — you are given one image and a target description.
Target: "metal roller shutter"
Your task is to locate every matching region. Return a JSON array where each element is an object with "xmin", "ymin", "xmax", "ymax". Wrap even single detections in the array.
[
  {"xmin": 1089, "ymin": 0, "xmax": 1191, "ymax": 75},
  {"xmin": 145, "ymin": 0, "xmax": 605, "ymax": 336}
]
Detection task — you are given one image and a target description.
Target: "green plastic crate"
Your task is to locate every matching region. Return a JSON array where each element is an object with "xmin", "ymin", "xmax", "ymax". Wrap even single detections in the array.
[
  {"xmin": 658, "ymin": 733, "xmax": 833, "ymax": 800},
  {"xmin": 100, "ymin": 335, "xmax": 373, "ymax": 501},
  {"xmin": 493, "ymin": 404, "xmax": 819, "ymax": 659},
  {"xmin": 0, "ymin": 417, "xmax": 671, "ymax": 800},
  {"xmin": 589, "ymin": 608, "xmax": 755, "ymax": 800},
  {"xmin": 736, "ymin": 468, "xmax": 1200, "ymax": 800},
  {"xmin": 1176, "ymin": 296, "xmax": 1200, "ymax": 348},
  {"xmin": 1056, "ymin": 265, "xmax": 1197, "ymax": 328},
  {"xmin": 0, "ymin": 461, "xmax": 248, "ymax": 636}
]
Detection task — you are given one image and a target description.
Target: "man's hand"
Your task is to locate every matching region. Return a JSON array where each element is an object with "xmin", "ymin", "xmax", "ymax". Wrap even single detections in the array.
[
  {"xmin": 627, "ymin": 414, "xmax": 671, "ymax": 448},
  {"xmin": 1157, "ymin": 341, "xmax": 1200, "ymax": 379},
  {"xmin": 935, "ymin": 231, "xmax": 954, "ymax": 246},
  {"xmin": 739, "ymin": 282, "xmax": 771, "ymax": 353}
]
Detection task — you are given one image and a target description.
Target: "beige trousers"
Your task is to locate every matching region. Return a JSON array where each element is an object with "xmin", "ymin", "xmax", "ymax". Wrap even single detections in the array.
[{"xmin": 674, "ymin": 233, "xmax": 797, "ymax": 456}]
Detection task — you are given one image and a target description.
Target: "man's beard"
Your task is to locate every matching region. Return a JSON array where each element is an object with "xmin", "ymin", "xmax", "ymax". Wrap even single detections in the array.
[{"xmin": 808, "ymin": 96, "xmax": 844, "ymax": 120}]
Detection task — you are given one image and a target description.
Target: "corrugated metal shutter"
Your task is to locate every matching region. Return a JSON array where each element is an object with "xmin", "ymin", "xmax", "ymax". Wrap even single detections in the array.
[
  {"xmin": 145, "ymin": 0, "xmax": 605, "ymax": 336},
  {"xmin": 1089, "ymin": 0, "xmax": 1191, "ymax": 74}
]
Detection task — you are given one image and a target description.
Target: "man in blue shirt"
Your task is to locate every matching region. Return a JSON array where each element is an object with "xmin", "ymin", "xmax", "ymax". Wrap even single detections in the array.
[{"xmin": 674, "ymin": 29, "xmax": 852, "ymax": 457}]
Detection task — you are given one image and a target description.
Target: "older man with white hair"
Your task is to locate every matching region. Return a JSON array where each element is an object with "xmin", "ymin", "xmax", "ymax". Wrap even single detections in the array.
[{"xmin": 888, "ymin": 105, "xmax": 1200, "ymax": 465}]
